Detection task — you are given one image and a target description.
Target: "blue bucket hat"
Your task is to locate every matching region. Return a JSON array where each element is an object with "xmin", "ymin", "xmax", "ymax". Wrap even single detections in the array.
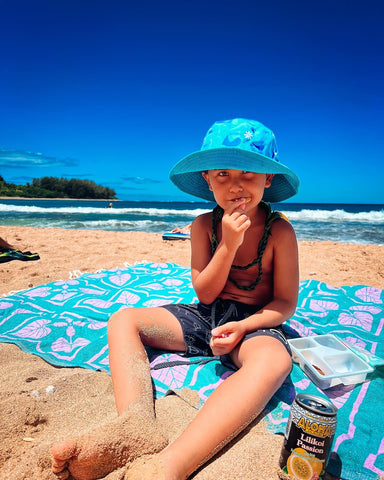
[{"xmin": 169, "ymin": 118, "xmax": 299, "ymax": 203}]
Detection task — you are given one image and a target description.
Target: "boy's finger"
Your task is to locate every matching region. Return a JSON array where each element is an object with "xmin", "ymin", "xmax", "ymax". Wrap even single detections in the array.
[
  {"xmin": 223, "ymin": 197, "xmax": 246, "ymax": 216},
  {"xmin": 211, "ymin": 327, "xmax": 228, "ymax": 338},
  {"xmin": 211, "ymin": 327, "xmax": 220, "ymax": 337},
  {"xmin": 231, "ymin": 197, "xmax": 246, "ymax": 212},
  {"xmin": 237, "ymin": 198, "xmax": 246, "ymax": 211}
]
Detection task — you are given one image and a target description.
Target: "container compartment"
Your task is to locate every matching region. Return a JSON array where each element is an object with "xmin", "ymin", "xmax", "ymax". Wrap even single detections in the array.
[
  {"xmin": 324, "ymin": 352, "xmax": 368, "ymax": 374},
  {"xmin": 301, "ymin": 350, "xmax": 333, "ymax": 377},
  {"xmin": 323, "ymin": 352, "xmax": 373, "ymax": 385},
  {"xmin": 288, "ymin": 337, "xmax": 318, "ymax": 350},
  {"xmin": 314, "ymin": 335, "xmax": 347, "ymax": 351}
]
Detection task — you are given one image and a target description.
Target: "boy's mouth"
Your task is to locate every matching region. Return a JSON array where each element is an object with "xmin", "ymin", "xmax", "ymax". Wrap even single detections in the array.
[{"xmin": 231, "ymin": 197, "xmax": 251, "ymax": 204}]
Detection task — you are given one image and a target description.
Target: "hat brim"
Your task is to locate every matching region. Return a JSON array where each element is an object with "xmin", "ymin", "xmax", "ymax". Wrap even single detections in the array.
[{"xmin": 170, "ymin": 148, "xmax": 299, "ymax": 203}]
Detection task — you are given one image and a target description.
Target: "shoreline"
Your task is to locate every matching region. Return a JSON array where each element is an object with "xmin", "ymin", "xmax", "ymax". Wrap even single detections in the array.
[{"xmin": 1, "ymin": 225, "xmax": 383, "ymax": 295}]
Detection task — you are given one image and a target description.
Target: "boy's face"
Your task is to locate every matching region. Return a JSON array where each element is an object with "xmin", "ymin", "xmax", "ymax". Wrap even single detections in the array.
[{"xmin": 202, "ymin": 169, "xmax": 273, "ymax": 210}]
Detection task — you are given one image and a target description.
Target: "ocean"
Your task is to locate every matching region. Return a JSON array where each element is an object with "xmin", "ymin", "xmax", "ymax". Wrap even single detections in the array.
[{"xmin": 0, "ymin": 199, "xmax": 383, "ymax": 245}]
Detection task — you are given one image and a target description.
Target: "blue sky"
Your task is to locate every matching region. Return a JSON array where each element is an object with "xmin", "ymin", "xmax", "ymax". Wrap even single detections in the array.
[{"xmin": 0, "ymin": 0, "xmax": 383, "ymax": 203}]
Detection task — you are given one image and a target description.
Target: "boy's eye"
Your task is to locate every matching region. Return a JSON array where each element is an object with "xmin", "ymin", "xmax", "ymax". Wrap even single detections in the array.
[{"xmin": 217, "ymin": 171, "xmax": 229, "ymax": 176}]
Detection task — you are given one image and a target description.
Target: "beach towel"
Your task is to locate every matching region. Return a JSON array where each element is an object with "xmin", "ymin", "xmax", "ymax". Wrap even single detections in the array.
[{"xmin": 0, "ymin": 262, "xmax": 383, "ymax": 480}]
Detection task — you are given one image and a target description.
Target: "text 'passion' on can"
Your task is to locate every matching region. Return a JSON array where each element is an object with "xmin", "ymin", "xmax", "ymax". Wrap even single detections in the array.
[{"xmin": 279, "ymin": 394, "xmax": 337, "ymax": 480}]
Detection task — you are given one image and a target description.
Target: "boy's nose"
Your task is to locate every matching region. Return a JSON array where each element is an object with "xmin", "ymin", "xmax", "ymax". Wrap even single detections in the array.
[{"xmin": 229, "ymin": 179, "xmax": 244, "ymax": 192}]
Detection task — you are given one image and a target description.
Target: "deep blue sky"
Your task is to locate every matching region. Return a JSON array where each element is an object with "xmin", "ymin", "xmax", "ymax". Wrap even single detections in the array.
[{"xmin": 0, "ymin": 0, "xmax": 383, "ymax": 203}]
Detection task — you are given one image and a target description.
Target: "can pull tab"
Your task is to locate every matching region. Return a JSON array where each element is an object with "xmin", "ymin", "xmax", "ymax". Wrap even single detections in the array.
[{"xmin": 299, "ymin": 393, "xmax": 337, "ymax": 415}]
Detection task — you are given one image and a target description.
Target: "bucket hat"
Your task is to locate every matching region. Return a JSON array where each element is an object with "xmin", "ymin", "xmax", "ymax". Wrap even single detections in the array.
[{"xmin": 169, "ymin": 118, "xmax": 299, "ymax": 203}]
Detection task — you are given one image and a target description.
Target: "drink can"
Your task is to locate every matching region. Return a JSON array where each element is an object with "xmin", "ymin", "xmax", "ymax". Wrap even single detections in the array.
[{"xmin": 279, "ymin": 394, "xmax": 337, "ymax": 480}]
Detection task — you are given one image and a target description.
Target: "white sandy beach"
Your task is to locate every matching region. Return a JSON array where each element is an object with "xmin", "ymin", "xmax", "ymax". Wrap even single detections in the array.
[{"xmin": 0, "ymin": 225, "xmax": 383, "ymax": 480}]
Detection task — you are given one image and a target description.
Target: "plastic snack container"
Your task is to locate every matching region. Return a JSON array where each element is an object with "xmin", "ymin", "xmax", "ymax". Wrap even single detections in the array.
[{"xmin": 288, "ymin": 334, "xmax": 374, "ymax": 389}]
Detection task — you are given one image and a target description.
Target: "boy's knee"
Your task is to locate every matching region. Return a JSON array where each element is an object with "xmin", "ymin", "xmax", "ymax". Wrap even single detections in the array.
[
  {"xmin": 107, "ymin": 310, "xmax": 135, "ymax": 337},
  {"xmin": 242, "ymin": 344, "xmax": 292, "ymax": 381},
  {"xmin": 280, "ymin": 354, "xmax": 293, "ymax": 378},
  {"xmin": 261, "ymin": 352, "xmax": 291, "ymax": 384},
  {"xmin": 268, "ymin": 345, "xmax": 292, "ymax": 378},
  {"xmin": 108, "ymin": 310, "xmax": 120, "ymax": 327},
  {"xmin": 107, "ymin": 311, "xmax": 119, "ymax": 338}
]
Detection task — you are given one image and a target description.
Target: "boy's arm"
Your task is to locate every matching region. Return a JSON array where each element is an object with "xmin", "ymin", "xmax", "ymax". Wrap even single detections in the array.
[
  {"xmin": 211, "ymin": 220, "xmax": 299, "ymax": 354},
  {"xmin": 190, "ymin": 214, "xmax": 234, "ymax": 304},
  {"xmin": 191, "ymin": 204, "xmax": 250, "ymax": 304}
]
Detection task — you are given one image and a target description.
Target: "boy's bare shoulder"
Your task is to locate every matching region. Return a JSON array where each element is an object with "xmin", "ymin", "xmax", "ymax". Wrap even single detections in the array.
[
  {"xmin": 192, "ymin": 211, "xmax": 212, "ymax": 229},
  {"xmin": 269, "ymin": 215, "xmax": 297, "ymax": 241},
  {"xmin": 191, "ymin": 212, "xmax": 213, "ymax": 252}
]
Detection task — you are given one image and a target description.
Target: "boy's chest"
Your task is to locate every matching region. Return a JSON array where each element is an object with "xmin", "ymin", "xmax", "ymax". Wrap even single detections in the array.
[
  {"xmin": 222, "ymin": 240, "xmax": 274, "ymax": 303},
  {"xmin": 232, "ymin": 227, "xmax": 274, "ymax": 270}
]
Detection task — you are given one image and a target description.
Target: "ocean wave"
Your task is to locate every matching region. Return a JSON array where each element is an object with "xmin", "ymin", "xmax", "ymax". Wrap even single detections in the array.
[
  {"xmin": 1, "ymin": 201, "xmax": 382, "ymax": 244},
  {"xmin": 281, "ymin": 208, "xmax": 384, "ymax": 224},
  {"xmin": 31, "ymin": 218, "xmax": 169, "ymax": 232},
  {"xmin": 294, "ymin": 223, "xmax": 383, "ymax": 246},
  {"xmin": 1, "ymin": 203, "xmax": 383, "ymax": 223},
  {"xmin": 0, "ymin": 203, "xmax": 209, "ymax": 217}
]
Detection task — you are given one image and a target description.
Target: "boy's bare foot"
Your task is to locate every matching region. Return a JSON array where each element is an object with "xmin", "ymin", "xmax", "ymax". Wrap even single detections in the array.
[{"xmin": 51, "ymin": 406, "xmax": 168, "ymax": 480}]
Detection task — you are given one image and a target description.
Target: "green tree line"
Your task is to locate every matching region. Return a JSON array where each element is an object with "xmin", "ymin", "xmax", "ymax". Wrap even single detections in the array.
[{"xmin": 0, "ymin": 175, "xmax": 116, "ymax": 199}]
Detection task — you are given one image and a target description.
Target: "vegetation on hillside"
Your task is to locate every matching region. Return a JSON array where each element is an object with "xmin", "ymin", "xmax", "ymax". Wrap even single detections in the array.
[{"xmin": 0, "ymin": 175, "xmax": 116, "ymax": 199}]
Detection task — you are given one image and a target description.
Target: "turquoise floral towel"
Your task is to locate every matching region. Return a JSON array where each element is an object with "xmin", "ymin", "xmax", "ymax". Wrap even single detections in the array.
[{"xmin": 0, "ymin": 263, "xmax": 383, "ymax": 480}]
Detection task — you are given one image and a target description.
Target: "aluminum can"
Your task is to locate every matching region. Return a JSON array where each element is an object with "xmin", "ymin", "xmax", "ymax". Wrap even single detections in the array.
[{"xmin": 279, "ymin": 394, "xmax": 337, "ymax": 480}]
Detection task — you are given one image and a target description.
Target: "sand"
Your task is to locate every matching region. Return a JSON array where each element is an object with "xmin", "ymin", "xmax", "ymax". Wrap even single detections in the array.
[{"xmin": 0, "ymin": 225, "xmax": 383, "ymax": 480}]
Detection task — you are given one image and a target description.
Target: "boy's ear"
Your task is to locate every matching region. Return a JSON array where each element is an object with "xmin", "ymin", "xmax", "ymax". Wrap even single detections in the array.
[
  {"xmin": 202, "ymin": 171, "xmax": 213, "ymax": 191},
  {"xmin": 265, "ymin": 174, "xmax": 274, "ymax": 188}
]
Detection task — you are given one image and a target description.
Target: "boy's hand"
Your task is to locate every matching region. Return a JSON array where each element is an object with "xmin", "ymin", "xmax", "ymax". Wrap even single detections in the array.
[
  {"xmin": 221, "ymin": 198, "xmax": 251, "ymax": 251},
  {"xmin": 210, "ymin": 321, "xmax": 246, "ymax": 356}
]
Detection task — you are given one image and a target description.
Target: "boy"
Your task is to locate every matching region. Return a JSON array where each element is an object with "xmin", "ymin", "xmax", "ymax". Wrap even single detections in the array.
[{"xmin": 52, "ymin": 118, "xmax": 299, "ymax": 480}]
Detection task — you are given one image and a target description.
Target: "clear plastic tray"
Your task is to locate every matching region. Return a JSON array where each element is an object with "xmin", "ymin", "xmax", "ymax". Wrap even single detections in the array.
[{"xmin": 288, "ymin": 334, "xmax": 374, "ymax": 389}]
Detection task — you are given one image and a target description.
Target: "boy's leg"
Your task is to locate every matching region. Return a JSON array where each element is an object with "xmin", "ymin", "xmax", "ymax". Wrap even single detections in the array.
[
  {"xmin": 108, "ymin": 306, "xmax": 187, "ymax": 415},
  {"xmin": 51, "ymin": 307, "xmax": 186, "ymax": 480},
  {"xmin": 126, "ymin": 335, "xmax": 292, "ymax": 480}
]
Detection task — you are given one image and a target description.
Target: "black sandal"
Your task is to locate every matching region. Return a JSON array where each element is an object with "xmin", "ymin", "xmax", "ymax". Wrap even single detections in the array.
[{"xmin": 0, "ymin": 249, "xmax": 40, "ymax": 263}]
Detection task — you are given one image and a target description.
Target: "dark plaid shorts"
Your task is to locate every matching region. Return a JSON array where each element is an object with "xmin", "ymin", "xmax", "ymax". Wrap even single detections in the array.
[{"xmin": 162, "ymin": 298, "xmax": 291, "ymax": 370}]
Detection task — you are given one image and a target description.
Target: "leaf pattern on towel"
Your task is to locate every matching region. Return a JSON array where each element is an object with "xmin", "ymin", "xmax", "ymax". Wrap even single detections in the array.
[
  {"xmin": 309, "ymin": 299, "xmax": 339, "ymax": 316},
  {"xmin": 152, "ymin": 362, "xmax": 189, "ymax": 389},
  {"xmin": 355, "ymin": 286, "xmax": 383, "ymax": 304},
  {"xmin": 84, "ymin": 298, "xmax": 115, "ymax": 309},
  {"xmin": 115, "ymin": 291, "xmax": 140, "ymax": 305},
  {"xmin": 0, "ymin": 301, "xmax": 13, "ymax": 309},
  {"xmin": 0, "ymin": 265, "xmax": 383, "ymax": 480},
  {"xmin": 51, "ymin": 291, "xmax": 78, "ymax": 302},
  {"xmin": 24, "ymin": 287, "xmax": 51, "ymax": 298},
  {"xmin": 110, "ymin": 273, "xmax": 132, "ymax": 286},
  {"xmin": 163, "ymin": 278, "xmax": 183, "ymax": 287},
  {"xmin": 80, "ymin": 287, "xmax": 106, "ymax": 295},
  {"xmin": 146, "ymin": 283, "xmax": 163, "ymax": 290},
  {"xmin": 13, "ymin": 319, "xmax": 51, "ymax": 339},
  {"xmin": 52, "ymin": 336, "xmax": 90, "ymax": 353},
  {"xmin": 339, "ymin": 311, "xmax": 373, "ymax": 330}
]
